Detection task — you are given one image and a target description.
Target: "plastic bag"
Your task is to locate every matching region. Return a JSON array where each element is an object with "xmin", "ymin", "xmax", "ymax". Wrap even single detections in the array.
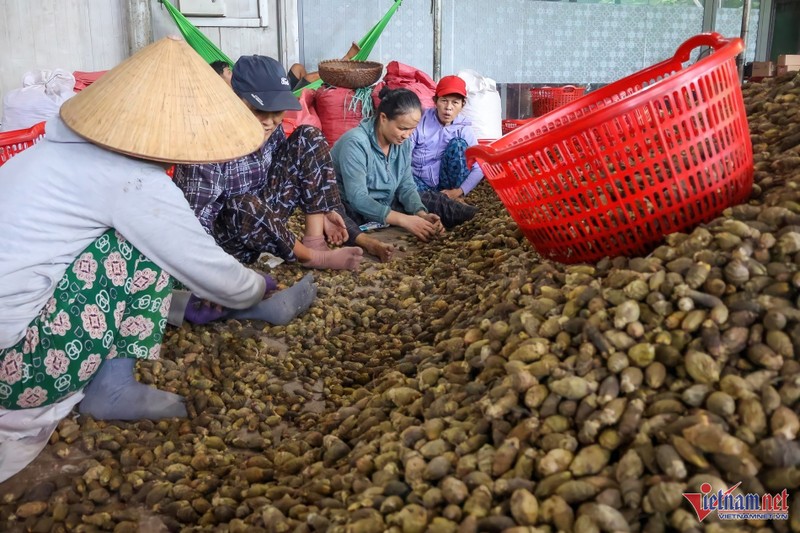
[
  {"xmin": 457, "ymin": 69, "xmax": 502, "ymax": 140},
  {"xmin": 283, "ymin": 88, "xmax": 322, "ymax": 137},
  {"xmin": 2, "ymin": 69, "xmax": 76, "ymax": 132}
]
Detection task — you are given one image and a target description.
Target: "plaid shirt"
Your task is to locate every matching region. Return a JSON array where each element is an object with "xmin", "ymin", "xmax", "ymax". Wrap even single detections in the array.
[
  {"xmin": 175, "ymin": 129, "xmax": 283, "ymax": 236},
  {"xmin": 174, "ymin": 125, "xmax": 341, "ymax": 263}
]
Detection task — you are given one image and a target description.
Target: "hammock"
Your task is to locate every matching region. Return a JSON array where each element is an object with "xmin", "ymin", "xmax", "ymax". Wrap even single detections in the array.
[
  {"xmin": 159, "ymin": 0, "xmax": 234, "ymax": 66},
  {"xmin": 158, "ymin": 0, "xmax": 402, "ymax": 95}
]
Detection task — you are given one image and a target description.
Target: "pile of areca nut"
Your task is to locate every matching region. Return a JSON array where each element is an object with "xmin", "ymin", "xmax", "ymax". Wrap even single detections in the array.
[{"xmin": 4, "ymin": 73, "xmax": 800, "ymax": 533}]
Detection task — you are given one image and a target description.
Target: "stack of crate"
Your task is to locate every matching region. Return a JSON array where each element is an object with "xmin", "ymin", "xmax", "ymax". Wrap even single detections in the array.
[
  {"xmin": 750, "ymin": 61, "xmax": 775, "ymax": 78},
  {"xmin": 777, "ymin": 54, "xmax": 800, "ymax": 76}
]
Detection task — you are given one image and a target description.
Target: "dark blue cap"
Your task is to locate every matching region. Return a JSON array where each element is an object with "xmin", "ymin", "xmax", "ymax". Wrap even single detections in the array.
[{"xmin": 231, "ymin": 55, "xmax": 301, "ymax": 112}]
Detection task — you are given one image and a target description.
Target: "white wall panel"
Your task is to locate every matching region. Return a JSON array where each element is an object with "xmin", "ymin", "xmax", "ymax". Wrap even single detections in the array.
[
  {"xmin": 0, "ymin": 0, "xmax": 128, "ymax": 124},
  {"xmin": 220, "ymin": 27, "xmax": 280, "ymax": 59},
  {"xmin": 300, "ymin": 0, "xmax": 434, "ymax": 77},
  {"xmin": 300, "ymin": 0, "xmax": 761, "ymax": 86},
  {"xmin": 226, "ymin": 0, "xmax": 259, "ymax": 18},
  {"xmin": 0, "ymin": 0, "xmax": 282, "ymax": 123}
]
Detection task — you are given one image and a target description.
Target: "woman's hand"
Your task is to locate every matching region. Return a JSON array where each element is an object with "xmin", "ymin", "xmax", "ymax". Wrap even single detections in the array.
[
  {"xmin": 257, "ymin": 271, "xmax": 278, "ymax": 298},
  {"xmin": 323, "ymin": 211, "xmax": 349, "ymax": 245},
  {"xmin": 401, "ymin": 212, "xmax": 444, "ymax": 242},
  {"xmin": 184, "ymin": 295, "xmax": 227, "ymax": 324},
  {"xmin": 442, "ymin": 188, "xmax": 463, "ymax": 200},
  {"xmin": 419, "ymin": 212, "xmax": 445, "ymax": 236}
]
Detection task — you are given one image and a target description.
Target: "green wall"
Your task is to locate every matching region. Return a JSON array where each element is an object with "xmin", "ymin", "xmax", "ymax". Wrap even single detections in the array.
[{"xmin": 771, "ymin": 2, "xmax": 800, "ymax": 61}]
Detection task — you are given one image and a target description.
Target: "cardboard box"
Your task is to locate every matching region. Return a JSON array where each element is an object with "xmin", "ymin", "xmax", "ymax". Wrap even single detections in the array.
[
  {"xmin": 751, "ymin": 61, "xmax": 774, "ymax": 77},
  {"xmin": 777, "ymin": 65, "xmax": 800, "ymax": 76},
  {"xmin": 777, "ymin": 54, "xmax": 800, "ymax": 67}
]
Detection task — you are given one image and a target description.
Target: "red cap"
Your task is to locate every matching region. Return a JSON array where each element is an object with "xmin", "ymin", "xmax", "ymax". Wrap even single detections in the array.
[{"xmin": 435, "ymin": 75, "xmax": 467, "ymax": 98}]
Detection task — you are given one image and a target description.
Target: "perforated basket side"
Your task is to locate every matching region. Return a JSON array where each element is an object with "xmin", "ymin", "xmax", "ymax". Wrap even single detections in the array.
[{"xmin": 0, "ymin": 122, "xmax": 46, "ymax": 166}]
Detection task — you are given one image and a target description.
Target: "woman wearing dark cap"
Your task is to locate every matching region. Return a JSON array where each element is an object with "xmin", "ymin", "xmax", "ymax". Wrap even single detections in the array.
[
  {"xmin": 410, "ymin": 75, "xmax": 484, "ymax": 200},
  {"xmin": 174, "ymin": 55, "xmax": 394, "ymax": 267}
]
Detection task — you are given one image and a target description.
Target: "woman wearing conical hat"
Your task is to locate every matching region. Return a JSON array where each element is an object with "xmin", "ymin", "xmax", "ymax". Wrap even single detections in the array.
[{"xmin": 0, "ymin": 37, "xmax": 315, "ymax": 481}]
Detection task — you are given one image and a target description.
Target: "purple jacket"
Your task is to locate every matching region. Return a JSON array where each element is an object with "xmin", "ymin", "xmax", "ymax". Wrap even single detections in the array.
[{"xmin": 409, "ymin": 107, "xmax": 484, "ymax": 195}]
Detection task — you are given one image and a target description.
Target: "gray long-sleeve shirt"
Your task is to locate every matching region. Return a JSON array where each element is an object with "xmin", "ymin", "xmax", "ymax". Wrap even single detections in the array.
[{"xmin": 0, "ymin": 118, "xmax": 265, "ymax": 348}]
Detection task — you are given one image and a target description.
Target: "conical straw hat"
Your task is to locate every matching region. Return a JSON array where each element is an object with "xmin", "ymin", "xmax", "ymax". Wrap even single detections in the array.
[{"xmin": 60, "ymin": 36, "xmax": 263, "ymax": 164}]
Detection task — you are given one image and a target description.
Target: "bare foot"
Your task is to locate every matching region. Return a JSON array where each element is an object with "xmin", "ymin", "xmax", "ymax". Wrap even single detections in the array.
[
  {"xmin": 302, "ymin": 235, "xmax": 329, "ymax": 251},
  {"xmin": 290, "ymin": 63, "xmax": 307, "ymax": 80},
  {"xmin": 302, "ymin": 246, "xmax": 363, "ymax": 271},
  {"xmin": 357, "ymin": 235, "xmax": 395, "ymax": 262}
]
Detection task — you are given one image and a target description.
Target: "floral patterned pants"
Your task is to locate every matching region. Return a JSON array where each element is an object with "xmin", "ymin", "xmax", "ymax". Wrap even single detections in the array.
[{"xmin": 0, "ymin": 230, "xmax": 173, "ymax": 410}]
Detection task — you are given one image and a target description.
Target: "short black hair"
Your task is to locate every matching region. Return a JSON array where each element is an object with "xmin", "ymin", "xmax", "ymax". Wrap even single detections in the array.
[{"xmin": 209, "ymin": 60, "xmax": 231, "ymax": 76}]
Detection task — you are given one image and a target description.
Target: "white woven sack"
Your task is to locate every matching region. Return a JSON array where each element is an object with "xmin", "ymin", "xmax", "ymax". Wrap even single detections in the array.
[
  {"xmin": 457, "ymin": 69, "xmax": 502, "ymax": 140},
  {"xmin": 2, "ymin": 69, "xmax": 75, "ymax": 132}
]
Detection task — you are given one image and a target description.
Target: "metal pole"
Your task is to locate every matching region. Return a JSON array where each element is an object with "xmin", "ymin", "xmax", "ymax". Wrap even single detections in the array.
[
  {"xmin": 738, "ymin": 0, "xmax": 753, "ymax": 81},
  {"xmin": 277, "ymin": 0, "xmax": 288, "ymax": 69},
  {"xmin": 277, "ymin": 0, "xmax": 301, "ymax": 71},
  {"xmin": 126, "ymin": 0, "xmax": 152, "ymax": 56},
  {"xmin": 432, "ymin": 0, "xmax": 442, "ymax": 80}
]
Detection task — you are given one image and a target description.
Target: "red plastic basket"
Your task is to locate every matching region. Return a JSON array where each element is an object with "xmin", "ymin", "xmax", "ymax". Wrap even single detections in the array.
[
  {"xmin": 466, "ymin": 33, "xmax": 753, "ymax": 264},
  {"xmin": 0, "ymin": 122, "xmax": 46, "ymax": 166},
  {"xmin": 502, "ymin": 119, "xmax": 533, "ymax": 135},
  {"xmin": 530, "ymin": 85, "xmax": 586, "ymax": 117}
]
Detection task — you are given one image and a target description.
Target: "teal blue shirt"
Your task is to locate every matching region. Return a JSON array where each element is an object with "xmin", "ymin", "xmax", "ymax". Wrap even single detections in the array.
[{"xmin": 331, "ymin": 118, "xmax": 427, "ymax": 223}]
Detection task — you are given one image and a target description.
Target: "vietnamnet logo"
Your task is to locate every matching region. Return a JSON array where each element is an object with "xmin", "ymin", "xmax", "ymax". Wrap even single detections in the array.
[{"xmin": 683, "ymin": 482, "xmax": 790, "ymax": 521}]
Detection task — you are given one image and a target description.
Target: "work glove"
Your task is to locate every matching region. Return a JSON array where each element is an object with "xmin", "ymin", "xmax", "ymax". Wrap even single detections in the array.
[{"xmin": 184, "ymin": 272, "xmax": 278, "ymax": 324}]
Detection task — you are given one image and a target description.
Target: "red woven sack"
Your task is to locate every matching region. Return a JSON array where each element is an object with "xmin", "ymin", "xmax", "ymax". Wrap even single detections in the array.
[
  {"xmin": 283, "ymin": 88, "xmax": 322, "ymax": 136},
  {"xmin": 372, "ymin": 61, "xmax": 436, "ymax": 109},
  {"xmin": 73, "ymin": 70, "xmax": 107, "ymax": 92},
  {"xmin": 315, "ymin": 86, "xmax": 364, "ymax": 145}
]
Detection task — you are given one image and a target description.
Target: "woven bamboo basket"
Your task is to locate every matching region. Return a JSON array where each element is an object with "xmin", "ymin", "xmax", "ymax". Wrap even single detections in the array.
[{"xmin": 318, "ymin": 60, "xmax": 383, "ymax": 89}]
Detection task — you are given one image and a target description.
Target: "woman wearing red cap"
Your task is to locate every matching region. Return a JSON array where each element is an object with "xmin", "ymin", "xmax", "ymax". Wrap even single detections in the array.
[{"xmin": 410, "ymin": 75, "xmax": 485, "ymax": 200}]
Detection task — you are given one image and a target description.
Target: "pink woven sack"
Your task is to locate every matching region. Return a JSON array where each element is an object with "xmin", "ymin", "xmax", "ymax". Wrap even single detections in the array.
[{"xmin": 372, "ymin": 61, "xmax": 436, "ymax": 109}]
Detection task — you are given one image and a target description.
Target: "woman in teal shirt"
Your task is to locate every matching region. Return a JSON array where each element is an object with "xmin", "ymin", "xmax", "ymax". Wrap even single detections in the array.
[{"xmin": 331, "ymin": 88, "xmax": 476, "ymax": 242}]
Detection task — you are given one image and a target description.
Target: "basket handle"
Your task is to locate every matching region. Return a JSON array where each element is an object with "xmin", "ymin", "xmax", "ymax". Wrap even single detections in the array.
[
  {"xmin": 467, "ymin": 32, "xmax": 742, "ymax": 168},
  {"xmin": 561, "ymin": 85, "xmax": 578, "ymax": 93},
  {"xmin": 466, "ymin": 143, "xmax": 498, "ymax": 168},
  {"xmin": 672, "ymin": 32, "xmax": 732, "ymax": 64}
]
